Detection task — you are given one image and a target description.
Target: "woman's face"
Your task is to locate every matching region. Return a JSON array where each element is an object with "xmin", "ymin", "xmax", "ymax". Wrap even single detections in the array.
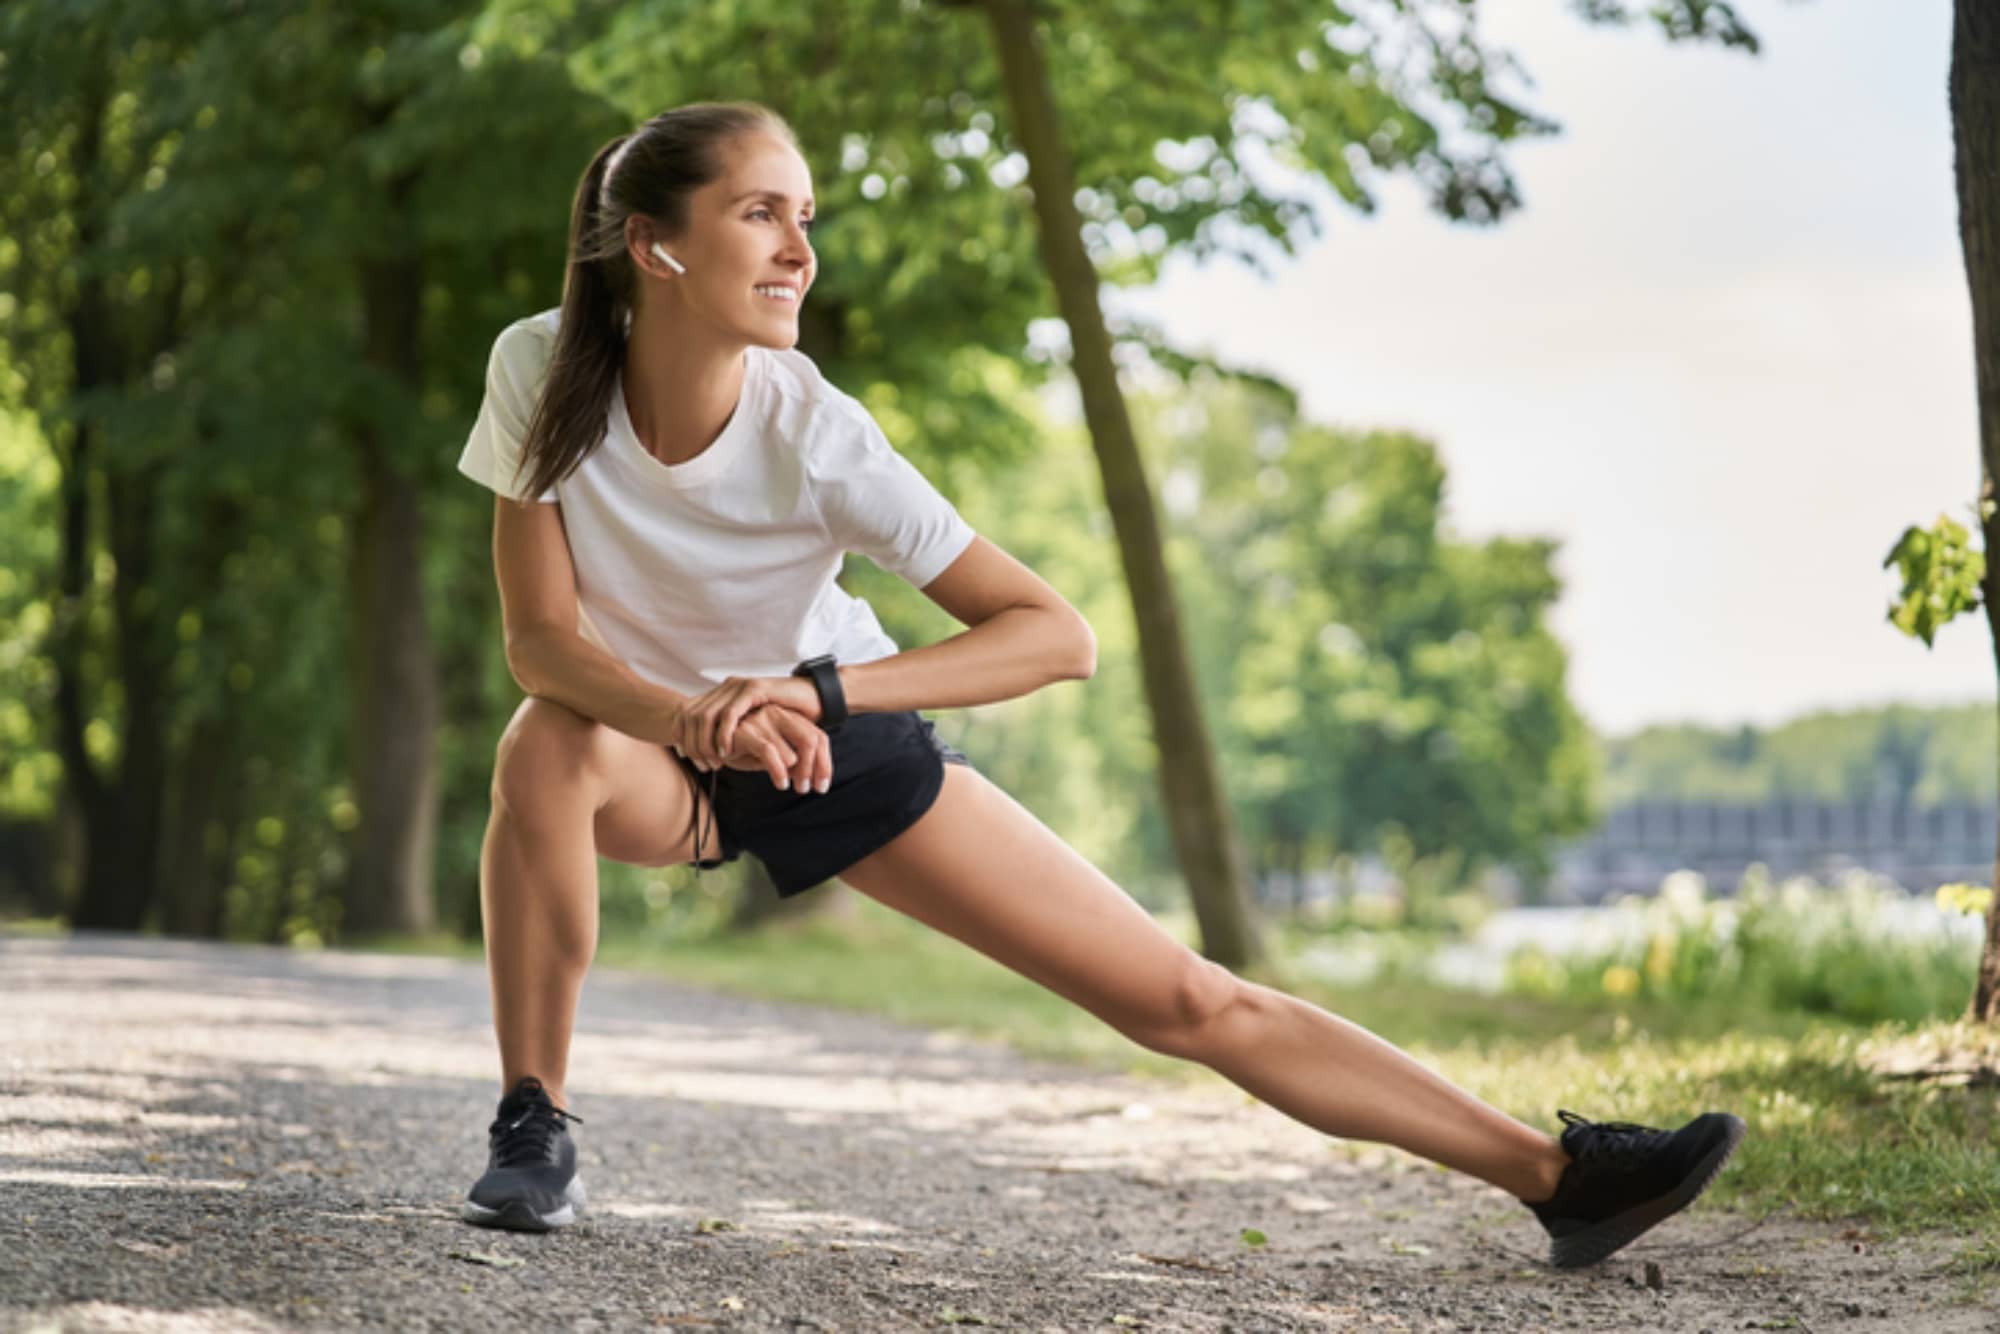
[{"xmin": 646, "ymin": 131, "xmax": 816, "ymax": 349}]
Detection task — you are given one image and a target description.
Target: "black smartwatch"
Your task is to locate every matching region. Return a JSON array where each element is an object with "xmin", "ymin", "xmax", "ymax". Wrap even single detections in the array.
[{"xmin": 792, "ymin": 654, "xmax": 847, "ymax": 734}]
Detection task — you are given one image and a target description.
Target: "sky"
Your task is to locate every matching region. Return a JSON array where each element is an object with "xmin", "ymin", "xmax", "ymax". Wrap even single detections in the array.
[{"xmin": 1119, "ymin": 0, "xmax": 1981, "ymax": 737}]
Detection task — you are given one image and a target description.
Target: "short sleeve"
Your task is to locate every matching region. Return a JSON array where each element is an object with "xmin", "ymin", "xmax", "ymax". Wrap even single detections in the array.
[
  {"xmin": 458, "ymin": 317, "xmax": 560, "ymax": 504},
  {"xmin": 809, "ymin": 407, "xmax": 976, "ymax": 588}
]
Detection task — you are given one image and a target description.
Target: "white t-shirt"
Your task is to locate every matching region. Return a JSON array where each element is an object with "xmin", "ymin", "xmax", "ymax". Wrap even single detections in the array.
[{"xmin": 457, "ymin": 308, "xmax": 977, "ymax": 700}]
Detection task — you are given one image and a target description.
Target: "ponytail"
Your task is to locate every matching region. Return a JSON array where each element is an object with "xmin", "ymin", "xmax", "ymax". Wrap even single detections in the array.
[{"xmin": 514, "ymin": 134, "xmax": 630, "ymax": 503}]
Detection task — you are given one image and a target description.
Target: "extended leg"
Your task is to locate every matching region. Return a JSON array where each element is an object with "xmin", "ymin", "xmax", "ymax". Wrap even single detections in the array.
[{"xmin": 838, "ymin": 764, "xmax": 1568, "ymax": 1201}]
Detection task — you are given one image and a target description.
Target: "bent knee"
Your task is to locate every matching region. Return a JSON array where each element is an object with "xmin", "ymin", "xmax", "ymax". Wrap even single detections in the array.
[
  {"xmin": 492, "ymin": 697, "xmax": 601, "ymax": 809},
  {"xmin": 1128, "ymin": 955, "xmax": 1248, "ymax": 1057}
]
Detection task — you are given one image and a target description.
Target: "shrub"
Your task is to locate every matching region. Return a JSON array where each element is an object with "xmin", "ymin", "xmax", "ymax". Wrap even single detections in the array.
[{"xmin": 1502, "ymin": 868, "xmax": 1980, "ymax": 1025}]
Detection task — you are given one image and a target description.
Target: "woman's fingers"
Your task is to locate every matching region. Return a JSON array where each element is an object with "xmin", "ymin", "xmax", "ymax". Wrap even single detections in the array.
[
  {"xmin": 758, "ymin": 736, "xmax": 798, "ymax": 789},
  {"xmin": 695, "ymin": 704, "xmax": 835, "ymax": 792},
  {"xmin": 763, "ymin": 707, "xmax": 834, "ymax": 793},
  {"xmin": 722, "ymin": 711, "xmax": 798, "ymax": 789},
  {"xmin": 785, "ymin": 710, "xmax": 832, "ymax": 793},
  {"xmin": 796, "ymin": 732, "xmax": 818, "ymax": 792},
  {"xmin": 776, "ymin": 712, "xmax": 815, "ymax": 791},
  {"xmin": 799, "ymin": 728, "xmax": 823, "ymax": 793}
]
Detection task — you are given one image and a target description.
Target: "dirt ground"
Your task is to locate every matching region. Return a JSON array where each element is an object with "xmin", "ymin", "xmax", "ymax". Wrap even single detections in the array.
[{"xmin": 3, "ymin": 932, "xmax": 1993, "ymax": 1332}]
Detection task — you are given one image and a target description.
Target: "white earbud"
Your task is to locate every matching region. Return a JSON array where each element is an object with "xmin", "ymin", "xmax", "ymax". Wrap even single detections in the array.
[{"xmin": 649, "ymin": 242, "xmax": 687, "ymax": 275}]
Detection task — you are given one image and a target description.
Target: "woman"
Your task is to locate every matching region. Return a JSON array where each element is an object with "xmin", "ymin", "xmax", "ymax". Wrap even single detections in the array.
[{"xmin": 454, "ymin": 101, "xmax": 1744, "ymax": 1270}]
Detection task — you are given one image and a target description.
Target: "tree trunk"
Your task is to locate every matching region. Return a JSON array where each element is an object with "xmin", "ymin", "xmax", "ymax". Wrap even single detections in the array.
[
  {"xmin": 53, "ymin": 409, "xmax": 134, "ymax": 929},
  {"xmin": 1953, "ymin": 0, "xmax": 2000, "ymax": 1022},
  {"xmin": 159, "ymin": 712, "xmax": 235, "ymax": 937},
  {"xmin": 57, "ymin": 62, "xmax": 156, "ymax": 931},
  {"xmin": 980, "ymin": 0, "xmax": 1263, "ymax": 968},
  {"xmin": 343, "ymin": 244, "xmax": 439, "ymax": 939},
  {"xmin": 159, "ymin": 486, "xmax": 247, "ymax": 938}
]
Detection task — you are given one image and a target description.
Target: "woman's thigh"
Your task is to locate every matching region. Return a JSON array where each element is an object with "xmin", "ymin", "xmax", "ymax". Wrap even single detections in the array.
[
  {"xmin": 834, "ymin": 764, "xmax": 1237, "ymax": 1044},
  {"xmin": 495, "ymin": 696, "xmax": 710, "ymax": 869}
]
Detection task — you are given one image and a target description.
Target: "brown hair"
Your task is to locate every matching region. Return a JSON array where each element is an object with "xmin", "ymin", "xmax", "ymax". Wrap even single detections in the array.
[{"xmin": 512, "ymin": 102, "xmax": 799, "ymax": 502}]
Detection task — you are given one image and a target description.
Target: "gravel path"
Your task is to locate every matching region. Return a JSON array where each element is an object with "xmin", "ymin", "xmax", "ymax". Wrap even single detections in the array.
[{"xmin": 3, "ymin": 931, "xmax": 1991, "ymax": 1332}]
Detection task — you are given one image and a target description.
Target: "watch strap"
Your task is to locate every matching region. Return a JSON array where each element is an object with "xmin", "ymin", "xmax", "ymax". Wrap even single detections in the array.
[{"xmin": 792, "ymin": 654, "xmax": 847, "ymax": 734}]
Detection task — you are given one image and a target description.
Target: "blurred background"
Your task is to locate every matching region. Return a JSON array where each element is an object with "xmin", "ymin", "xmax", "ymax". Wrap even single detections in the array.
[{"xmin": 2, "ymin": 0, "xmax": 1991, "ymax": 1030}]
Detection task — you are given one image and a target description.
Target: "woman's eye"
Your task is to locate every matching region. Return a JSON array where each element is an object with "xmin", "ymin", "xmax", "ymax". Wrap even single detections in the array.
[{"xmin": 749, "ymin": 207, "xmax": 814, "ymax": 232}]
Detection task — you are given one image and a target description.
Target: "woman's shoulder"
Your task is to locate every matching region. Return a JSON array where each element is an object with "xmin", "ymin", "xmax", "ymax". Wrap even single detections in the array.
[
  {"xmin": 755, "ymin": 346, "xmax": 876, "ymax": 450},
  {"xmin": 492, "ymin": 307, "xmax": 561, "ymax": 361},
  {"xmin": 758, "ymin": 344, "xmax": 855, "ymax": 410}
]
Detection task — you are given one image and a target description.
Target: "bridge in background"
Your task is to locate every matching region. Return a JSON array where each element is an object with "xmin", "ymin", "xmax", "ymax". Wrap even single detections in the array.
[{"xmin": 1548, "ymin": 798, "xmax": 1993, "ymax": 903}]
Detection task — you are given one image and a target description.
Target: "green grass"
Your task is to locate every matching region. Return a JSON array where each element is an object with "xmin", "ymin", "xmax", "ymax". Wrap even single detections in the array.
[
  {"xmin": 0, "ymin": 915, "xmax": 70, "ymax": 938},
  {"xmin": 584, "ymin": 898, "xmax": 1999, "ymax": 1250}
]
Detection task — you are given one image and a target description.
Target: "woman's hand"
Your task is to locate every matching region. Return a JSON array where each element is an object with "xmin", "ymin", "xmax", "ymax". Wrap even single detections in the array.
[
  {"xmin": 710, "ymin": 703, "xmax": 832, "ymax": 793},
  {"xmin": 672, "ymin": 674, "xmax": 823, "ymax": 770}
]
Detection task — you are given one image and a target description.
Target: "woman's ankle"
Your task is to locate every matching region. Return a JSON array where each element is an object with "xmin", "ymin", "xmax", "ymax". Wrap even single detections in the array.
[{"xmin": 1515, "ymin": 1138, "xmax": 1572, "ymax": 1204}]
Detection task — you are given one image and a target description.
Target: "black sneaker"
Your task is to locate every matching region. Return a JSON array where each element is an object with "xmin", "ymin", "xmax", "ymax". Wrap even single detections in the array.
[
  {"xmin": 459, "ymin": 1076, "xmax": 587, "ymax": 1232},
  {"xmin": 1526, "ymin": 1108, "xmax": 1747, "ymax": 1269}
]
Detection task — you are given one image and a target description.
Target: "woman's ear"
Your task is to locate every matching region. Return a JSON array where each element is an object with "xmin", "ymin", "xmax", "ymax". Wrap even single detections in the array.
[
  {"xmin": 649, "ymin": 242, "xmax": 687, "ymax": 275},
  {"xmin": 626, "ymin": 217, "xmax": 685, "ymax": 277}
]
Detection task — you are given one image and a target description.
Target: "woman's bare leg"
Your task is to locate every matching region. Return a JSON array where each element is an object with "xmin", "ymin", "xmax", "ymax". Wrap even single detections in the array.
[
  {"xmin": 838, "ymin": 764, "xmax": 1569, "ymax": 1202},
  {"xmin": 480, "ymin": 696, "xmax": 705, "ymax": 1111}
]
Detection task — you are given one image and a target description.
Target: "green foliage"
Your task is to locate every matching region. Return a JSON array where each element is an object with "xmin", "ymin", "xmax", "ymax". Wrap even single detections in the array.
[
  {"xmin": 1601, "ymin": 702, "xmax": 1998, "ymax": 805},
  {"xmin": 1885, "ymin": 513, "xmax": 1985, "ymax": 648},
  {"xmin": 1142, "ymin": 377, "xmax": 1597, "ymax": 886},
  {"xmin": 3, "ymin": 0, "xmax": 1756, "ymax": 937},
  {"xmin": 0, "ymin": 409, "xmax": 61, "ymax": 818},
  {"xmin": 1503, "ymin": 869, "xmax": 1982, "ymax": 1025},
  {"xmin": 1568, "ymin": 0, "xmax": 1762, "ymax": 52},
  {"xmin": 856, "ymin": 370, "xmax": 1595, "ymax": 899}
]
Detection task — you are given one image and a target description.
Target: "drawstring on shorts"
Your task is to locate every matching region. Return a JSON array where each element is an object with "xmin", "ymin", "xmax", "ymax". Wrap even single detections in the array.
[{"xmin": 689, "ymin": 761, "xmax": 720, "ymax": 887}]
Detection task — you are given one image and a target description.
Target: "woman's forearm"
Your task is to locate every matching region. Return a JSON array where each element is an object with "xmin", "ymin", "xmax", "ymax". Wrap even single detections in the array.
[
  {"xmin": 839, "ymin": 605, "xmax": 1095, "ymax": 715},
  {"xmin": 507, "ymin": 602, "xmax": 1092, "ymax": 735},
  {"xmin": 508, "ymin": 628, "xmax": 689, "ymax": 744}
]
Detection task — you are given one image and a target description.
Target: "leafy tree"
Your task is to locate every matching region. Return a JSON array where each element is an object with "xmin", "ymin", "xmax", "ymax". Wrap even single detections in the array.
[
  {"xmin": 1604, "ymin": 705, "xmax": 2000, "ymax": 807},
  {"xmin": 1140, "ymin": 377, "xmax": 1595, "ymax": 896},
  {"xmin": 863, "ymin": 370, "xmax": 1596, "ymax": 906},
  {"xmin": 1, "ymin": 0, "xmax": 626, "ymax": 937},
  {"xmin": 1, "ymin": 5, "xmax": 201, "ymax": 930},
  {"xmin": 1885, "ymin": 2, "xmax": 2000, "ymax": 1020}
]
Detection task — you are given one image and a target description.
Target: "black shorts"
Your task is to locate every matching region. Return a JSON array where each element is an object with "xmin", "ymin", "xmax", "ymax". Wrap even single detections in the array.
[{"xmin": 672, "ymin": 710, "xmax": 972, "ymax": 897}]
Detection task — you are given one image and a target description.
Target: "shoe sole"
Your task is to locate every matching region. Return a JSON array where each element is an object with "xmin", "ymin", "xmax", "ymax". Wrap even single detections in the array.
[
  {"xmin": 1548, "ymin": 1115, "xmax": 1747, "ymax": 1270},
  {"xmin": 459, "ymin": 1175, "xmax": 587, "ymax": 1233}
]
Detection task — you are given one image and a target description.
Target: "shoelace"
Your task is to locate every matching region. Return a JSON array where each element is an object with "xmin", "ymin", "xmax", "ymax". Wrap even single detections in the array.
[
  {"xmin": 1556, "ymin": 1108, "xmax": 1670, "ymax": 1166},
  {"xmin": 490, "ymin": 1099, "xmax": 584, "ymax": 1169}
]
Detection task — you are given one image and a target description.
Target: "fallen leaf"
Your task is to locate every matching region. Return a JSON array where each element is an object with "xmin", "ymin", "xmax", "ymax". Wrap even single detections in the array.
[{"xmin": 448, "ymin": 1250, "xmax": 524, "ymax": 1269}]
